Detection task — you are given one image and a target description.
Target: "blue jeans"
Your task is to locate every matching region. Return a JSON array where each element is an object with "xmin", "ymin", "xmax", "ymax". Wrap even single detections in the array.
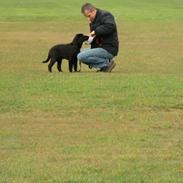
[{"xmin": 77, "ymin": 48, "xmax": 114, "ymax": 69}]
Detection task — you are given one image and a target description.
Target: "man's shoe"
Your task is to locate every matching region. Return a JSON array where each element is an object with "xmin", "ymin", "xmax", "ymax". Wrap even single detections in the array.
[
  {"xmin": 96, "ymin": 67, "xmax": 108, "ymax": 72},
  {"xmin": 105, "ymin": 60, "xmax": 116, "ymax": 72},
  {"xmin": 88, "ymin": 65, "xmax": 93, "ymax": 69}
]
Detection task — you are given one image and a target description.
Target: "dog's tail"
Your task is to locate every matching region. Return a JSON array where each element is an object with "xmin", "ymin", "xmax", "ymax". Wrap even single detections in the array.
[{"xmin": 42, "ymin": 54, "xmax": 51, "ymax": 63}]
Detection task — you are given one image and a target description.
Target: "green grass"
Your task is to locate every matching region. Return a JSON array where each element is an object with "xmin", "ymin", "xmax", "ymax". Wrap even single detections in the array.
[
  {"xmin": 0, "ymin": 0, "xmax": 183, "ymax": 22},
  {"xmin": 0, "ymin": 0, "xmax": 183, "ymax": 182}
]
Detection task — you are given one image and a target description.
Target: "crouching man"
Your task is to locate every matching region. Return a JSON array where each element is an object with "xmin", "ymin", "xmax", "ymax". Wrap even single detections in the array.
[{"xmin": 77, "ymin": 3, "xmax": 119, "ymax": 72}]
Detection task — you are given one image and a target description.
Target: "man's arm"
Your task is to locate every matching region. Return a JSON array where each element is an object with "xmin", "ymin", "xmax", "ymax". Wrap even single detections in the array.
[{"xmin": 94, "ymin": 14, "xmax": 116, "ymax": 36}]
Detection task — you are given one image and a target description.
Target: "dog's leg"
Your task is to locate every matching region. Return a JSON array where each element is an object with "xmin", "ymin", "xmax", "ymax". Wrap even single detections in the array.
[
  {"xmin": 73, "ymin": 57, "xmax": 78, "ymax": 72},
  {"xmin": 69, "ymin": 60, "xmax": 74, "ymax": 72},
  {"xmin": 57, "ymin": 60, "xmax": 63, "ymax": 72},
  {"xmin": 48, "ymin": 58, "xmax": 56, "ymax": 72}
]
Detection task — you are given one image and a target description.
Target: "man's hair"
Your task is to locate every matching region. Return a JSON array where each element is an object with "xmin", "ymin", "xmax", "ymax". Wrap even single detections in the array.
[{"xmin": 81, "ymin": 3, "xmax": 96, "ymax": 13}]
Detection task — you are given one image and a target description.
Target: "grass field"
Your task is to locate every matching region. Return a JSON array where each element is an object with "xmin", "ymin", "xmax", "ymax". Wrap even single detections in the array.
[{"xmin": 0, "ymin": 0, "xmax": 183, "ymax": 182}]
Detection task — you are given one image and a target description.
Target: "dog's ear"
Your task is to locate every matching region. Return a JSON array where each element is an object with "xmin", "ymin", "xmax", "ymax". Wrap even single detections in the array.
[
  {"xmin": 77, "ymin": 33, "xmax": 84, "ymax": 37},
  {"xmin": 72, "ymin": 33, "xmax": 83, "ymax": 44},
  {"xmin": 79, "ymin": 35, "xmax": 89, "ymax": 44},
  {"xmin": 78, "ymin": 35, "xmax": 89, "ymax": 48},
  {"xmin": 83, "ymin": 35, "xmax": 89, "ymax": 41}
]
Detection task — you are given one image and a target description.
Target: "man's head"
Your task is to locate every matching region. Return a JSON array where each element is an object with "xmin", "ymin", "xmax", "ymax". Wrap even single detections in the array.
[{"xmin": 81, "ymin": 3, "xmax": 97, "ymax": 22}]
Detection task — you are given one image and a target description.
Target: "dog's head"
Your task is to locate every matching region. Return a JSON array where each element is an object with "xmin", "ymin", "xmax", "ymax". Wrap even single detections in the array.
[{"xmin": 72, "ymin": 33, "xmax": 89, "ymax": 48}]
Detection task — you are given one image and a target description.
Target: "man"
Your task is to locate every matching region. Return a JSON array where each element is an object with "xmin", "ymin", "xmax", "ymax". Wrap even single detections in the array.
[{"xmin": 77, "ymin": 3, "xmax": 119, "ymax": 72}]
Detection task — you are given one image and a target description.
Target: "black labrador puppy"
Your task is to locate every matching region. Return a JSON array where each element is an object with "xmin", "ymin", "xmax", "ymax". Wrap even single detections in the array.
[{"xmin": 42, "ymin": 33, "xmax": 88, "ymax": 72}]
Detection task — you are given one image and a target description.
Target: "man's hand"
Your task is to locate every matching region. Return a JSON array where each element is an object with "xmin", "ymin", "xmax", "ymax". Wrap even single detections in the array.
[{"xmin": 89, "ymin": 30, "xmax": 95, "ymax": 37}]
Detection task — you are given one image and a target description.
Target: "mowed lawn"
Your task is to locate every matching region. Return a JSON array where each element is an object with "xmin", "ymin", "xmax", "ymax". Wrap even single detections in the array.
[{"xmin": 0, "ymin": 0, "xmax": 183, "ymax": 182}]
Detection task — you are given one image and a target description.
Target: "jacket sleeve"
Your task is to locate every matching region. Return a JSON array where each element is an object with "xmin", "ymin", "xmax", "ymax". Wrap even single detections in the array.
[{"xmin": 95, "ymin": 13, "xmax": 116, "ymax": 36}]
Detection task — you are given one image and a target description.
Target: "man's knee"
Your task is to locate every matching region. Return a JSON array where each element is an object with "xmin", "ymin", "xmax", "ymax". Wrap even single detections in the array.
[
  {"xmin": 77, "ymin": 52, "xmax": 84, "ymax": 62},
  {"xmin": 77, "ymin": 52, "xmax": 88, "ymax": 63},
  {"xmin": 77, "ymin": 52, "xmax": 82, "ymax": 61}
]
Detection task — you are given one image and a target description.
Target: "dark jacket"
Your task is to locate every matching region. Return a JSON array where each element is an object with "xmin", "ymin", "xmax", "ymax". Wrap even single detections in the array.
[{"xmin": 90, "ymin": 9, "xmax": 119, "ymax": 56}]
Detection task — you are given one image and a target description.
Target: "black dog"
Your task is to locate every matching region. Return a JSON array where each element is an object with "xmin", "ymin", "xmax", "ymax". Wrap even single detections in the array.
[{"xmin": 42, "ymin": 34, "xmax": 88, "ymax": 72}]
